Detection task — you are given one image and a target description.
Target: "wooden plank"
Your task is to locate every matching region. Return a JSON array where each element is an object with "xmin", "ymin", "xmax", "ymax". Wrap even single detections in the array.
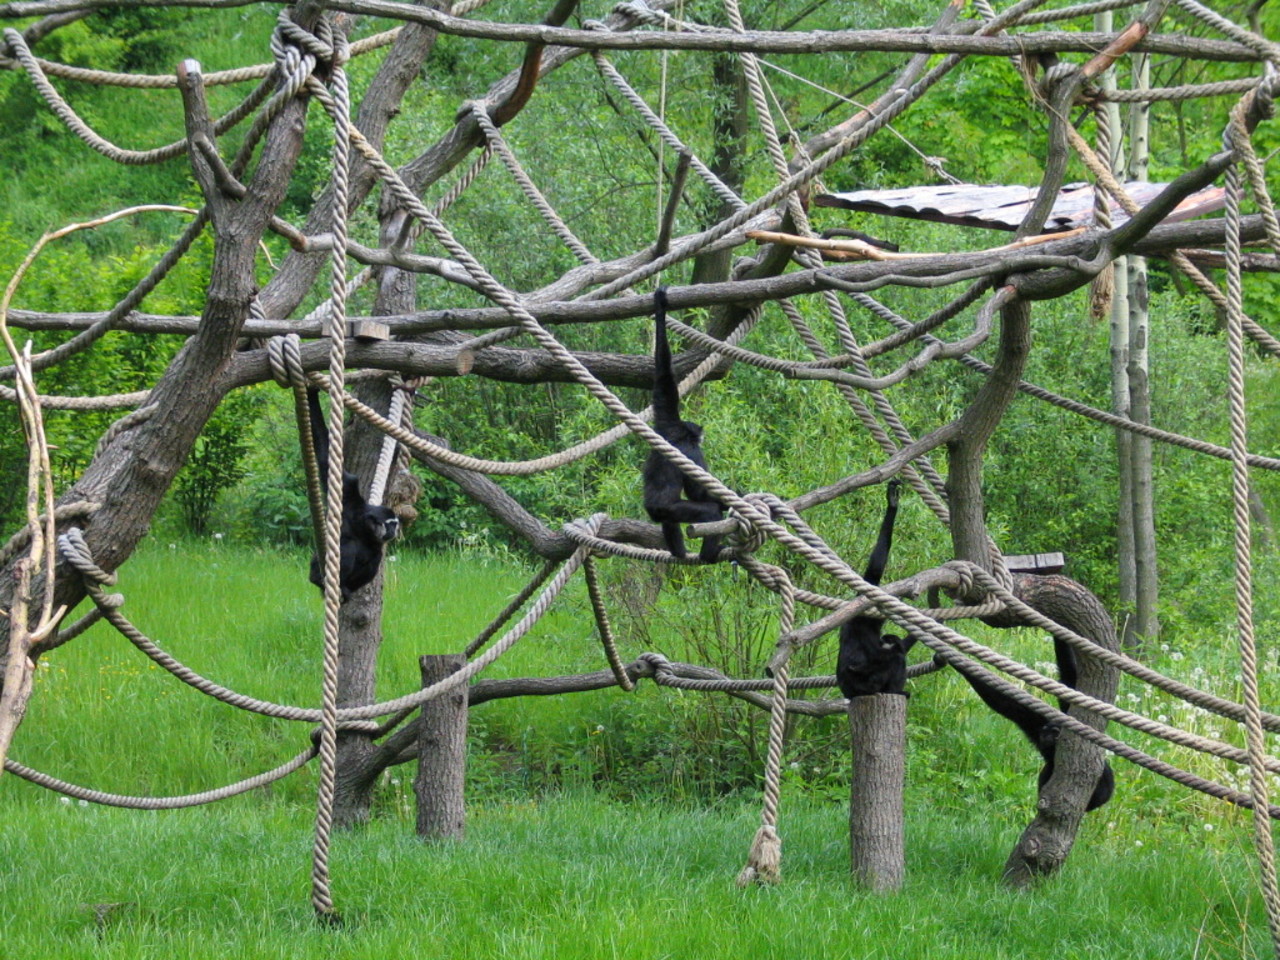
[{"xmin": 1004, "ymin": 552, "xmax": 1066, "ymax": 575}]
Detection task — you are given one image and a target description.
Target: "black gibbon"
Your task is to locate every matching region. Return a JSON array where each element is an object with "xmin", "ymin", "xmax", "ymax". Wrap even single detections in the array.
[
  {"xmin": 957, "ymin": 641, "xmax": 1115, "ymax": 811},
  {"xmin": 642, "ymin": 288, "xmax": 725, "ymax": 563},
  {"xmin": 836, "ymin": 479, "xmax": 916, "ymax": 698},
  {"xmin": 307, "ymin": 387, "xmax": 400, "ymax": 602}
]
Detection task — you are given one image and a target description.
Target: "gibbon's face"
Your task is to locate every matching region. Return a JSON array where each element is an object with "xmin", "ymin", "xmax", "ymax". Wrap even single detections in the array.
[{"xmin": 366, "ymin": 506, "xmax": 400, "ymax": 543}]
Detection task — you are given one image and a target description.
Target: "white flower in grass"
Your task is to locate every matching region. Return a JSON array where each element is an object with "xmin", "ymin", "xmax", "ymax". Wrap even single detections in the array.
[
  {"xmin": 78, "ymin": 799, "xmax": 88, "ymax": 807},
  {"xmin": 1171, "ymin": 651, "xmax": 1184, "ymax": 661},
  {"xmin": 213, "ymin": 532, "xmax": 224, "ymax": 541},
  {"xmin": 1134, "ymin": 840, "xmax": 1144, "ymax": 848},
  {"xmin": 1204, "ymin": 823, "xmax": 1214, "ymax": 832},
  {"xmin": 60, "ymin": 796, "xmax": 71, "ymax": 805}
]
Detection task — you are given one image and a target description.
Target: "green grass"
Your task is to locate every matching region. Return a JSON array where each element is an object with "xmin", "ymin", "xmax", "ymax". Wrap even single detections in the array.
[
  {"xmin": 0, "ymin": 792, "xmax": 1268, "ymax": 959},
  {"xmin": 1, "ymin": 540, "xmax": 1274, "ymax": 957}
]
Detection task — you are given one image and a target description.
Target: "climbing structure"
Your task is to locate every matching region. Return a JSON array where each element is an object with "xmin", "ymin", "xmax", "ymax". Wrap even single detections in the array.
[{"xmin": 0, "ymin": 0, "xmax": 1279, "ymax": 949}]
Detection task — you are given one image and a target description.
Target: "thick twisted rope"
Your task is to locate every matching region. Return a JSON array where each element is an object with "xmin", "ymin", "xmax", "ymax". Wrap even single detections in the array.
[
  {"xmin": 4, "ymin": 747, "xmax": 316, "ymax": 809},
  {"xmin": 471, "ymin": 104, "xmax": 598, "ymax": 265},
  {"xmin": 583, "ymin": 555, "xmax": 634, "ymax": 691},
  {"xmin": 1224, "ymin": 100, "xmax": 1280, "ymax": 950},
  {"xmin": 311, "ymin": 18, "xmax": 351, "ymax": 923},
  {"xmin": 738, "ymin": 564, "xmax": 794, "ymax": 886}
]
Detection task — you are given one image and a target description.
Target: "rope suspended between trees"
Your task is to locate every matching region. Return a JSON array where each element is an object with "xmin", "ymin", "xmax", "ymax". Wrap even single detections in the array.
[{"xmin": 6, "ymin": 0, "xmax": 1280, "ymax": 947}]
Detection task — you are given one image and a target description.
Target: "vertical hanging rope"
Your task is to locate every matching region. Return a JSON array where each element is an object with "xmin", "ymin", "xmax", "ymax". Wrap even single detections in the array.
[
  {"xmin": 738, "ymin": 565, "xmax": 795, "ymax": 886},
  {"xmin": 1224, "ymin": 107, "xmax": 1280, "ymax": 957},
  {"xmin": 367, "ymin": 382, "xmax": 406, "ymax": 507},
  {"xmin": 311, "ymin": 17, "xmax": 352, "ymax": 927},
  {"xmin": 583, "ymin": 555, "xmax": 634, "ymax": 691}
]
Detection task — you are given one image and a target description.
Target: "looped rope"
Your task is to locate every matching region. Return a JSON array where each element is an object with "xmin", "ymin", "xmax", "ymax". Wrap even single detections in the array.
[
  {"xmin": 57, "ymin": 527, "xmax": 116, "ymax": 586},
  {"xmin": 726, "ymin": 494, "xmax": 773, "ymax": 554},
  {"xmin": 267, "ymin": 333, "xmax": 308, "ymax": 388}
]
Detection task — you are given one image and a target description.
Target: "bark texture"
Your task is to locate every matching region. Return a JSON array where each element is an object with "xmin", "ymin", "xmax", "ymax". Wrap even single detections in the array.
[
  {"xmin": 848, "ymin": 693, "xmax": 907, "ymax": 891},
  {"xmin": 998, "ymin": 574, "xmax": 1120, "ymax": 886},
  {"xmin": 414, "ymin": 654, "xmax": 468, "ymax": 840}
]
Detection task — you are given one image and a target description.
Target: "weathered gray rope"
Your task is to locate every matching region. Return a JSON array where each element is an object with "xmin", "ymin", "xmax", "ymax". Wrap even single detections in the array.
[
  {"xmin": 872, "ymin": 301, "xmax": 1280, "ymax": 471},
  {"xmin": 0, "ymin": 386, "xmax": 149, "ymax": 409},
  {"xmin": 432, "ymin": 145, "xmax": 494, "ymax": 218},
  {"xmin": 0, "ymin": 27, "xmax": 400, "ymax": 88},
  {"xmin": 0, "ymin": 501, "xmax": 96, "ymax": 568},
  {"xmin": 965, "ymin": 565, "xmax": 1280, "ymax": 734},
  {"xmin": 1171, "ymin": 0, "xmax": 1280, "ymax": 65},
  {"xmin": 1098, "ymin": 77, "xmax": 1260, "ymax": 101},
  {"xmin": 4, "ymin": 747, "xmax": 317, "ymax": 809},
  {"xmin": 94, "ymin": 403, "xmax": 159, "ymax": 457},
  {"xmin": 471, "ymin": 104, "xmax": 599, "ymax": 265},
  {"xmin": 464, "ymin": 559, "xmax": 560, "ymax": 658},
  {"xmin": 738, "ymin": 563, "xmax": 793, "ymax": 886},
  {"xmin": 591, "ymin": 52, "xmax": 744, "ymax": 211},
  {"xmin": 583, "ymin": 555, "xmax": 634, "ymax": 691},
  {"xmin": 0, "ymin": 213, "xmax": 206, "ymax": 382},
  {"xmin": 781, "ymin": 298, "xmax": 956, "ymax": 532},
  {"xmin": 312, "ymin": 18, "xmax": 350, "ymax": 922},
  {"xmin": 1016, "ymin": 0, "xmax": 1138, "ymax": 25},
  {"xmin": 297, "ymin": 299, "xmax": 760, "ymax": 478},
  {"xmin": 3, "ymin": 29, "xmax": 278, "ymax": 165},
  {"xmin": 583, "ymin": 0, "xmax": 1046, "ymax": 303},
  {"xmin": 933, "ymin": 641, "xmax": 1280, "ymax": 818},
  {"xmin": 56, "ymin": 525, "xmax": 575, "ymax": 724},
  {"xmin": 367, "ymin": 382, "xmax": 406, "ymax": 507},
  {"xmin": 267, "ymin": 334, "xmax": 326, "ymax": 551},
  {"xmin": 1224, "ymin": 98, "xmax": 1280, "ymax": 950}
]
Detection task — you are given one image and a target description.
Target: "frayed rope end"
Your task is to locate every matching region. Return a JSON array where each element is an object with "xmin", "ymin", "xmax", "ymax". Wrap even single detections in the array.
[{"xmin": 736, "ymin": 824, "xmax": 782, "ymax": 887}]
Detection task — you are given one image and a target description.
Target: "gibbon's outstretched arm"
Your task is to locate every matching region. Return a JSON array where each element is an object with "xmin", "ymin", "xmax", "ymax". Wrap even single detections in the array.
[
  {"xmin": 954, "ymin": 653, "xmax": 1115, "ymax": 812},
  {"xmin": 309, "ymin": 385, "xmax": 333, "ymax": 496},
  {"xmin": 652, "ymin": 288, "xmax": 681, "ymax": 430},
  {"xmin": 836, "ymin": 480, "xmax": 916, "ymax": 698},
  {"xmin": 642, "ymin": 288, "xmax": 725, "ymax": 563},
  {"xmin": 306, "ymin": 387, "xmax": 400, "ymax": 602}
]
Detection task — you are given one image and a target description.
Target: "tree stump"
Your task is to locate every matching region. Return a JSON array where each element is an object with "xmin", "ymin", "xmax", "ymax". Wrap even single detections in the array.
[
  {"xmin": 414, "ymin": 654, "xmax": 467, "ymax": 840},
  {"xmin": 848, "ymin": 693, "xmax": 907, "ymax": 891}
]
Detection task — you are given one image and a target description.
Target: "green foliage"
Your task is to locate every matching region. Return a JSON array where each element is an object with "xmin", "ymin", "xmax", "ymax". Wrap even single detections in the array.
[{"xmin": 172, "ymin": 388, "xmax": 265, "ymax": 536}]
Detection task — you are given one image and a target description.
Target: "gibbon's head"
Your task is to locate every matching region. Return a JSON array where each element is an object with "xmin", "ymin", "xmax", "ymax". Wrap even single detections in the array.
[{"xmin": 365, "ymin": 504, "xmax": 400, "ymax": 544}]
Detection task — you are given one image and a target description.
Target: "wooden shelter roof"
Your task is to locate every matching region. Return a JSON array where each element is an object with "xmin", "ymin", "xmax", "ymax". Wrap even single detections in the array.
[{"xmin": 814, "ymin": 182, "xmax": 1226, "ymax": 233}]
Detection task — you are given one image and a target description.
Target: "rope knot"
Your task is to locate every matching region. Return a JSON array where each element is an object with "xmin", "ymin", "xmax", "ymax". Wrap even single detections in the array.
[
  {"xmin": 942, "ymin": 560, "xmax": 975, "ymax": 599},
  {"xmin": 636, "ymin": 651, "xmax": 672, "ymax": 677},
  {"xmin": 57, "ymin": 527, "xmax": 117, "ymax": 586},
  {"xmin": 726, "ymin": 493, "xmax": 773, "ymax": 555},
  {"xmin": 267, "ymin": 334, "xmax": 308, "ymax": 389}
]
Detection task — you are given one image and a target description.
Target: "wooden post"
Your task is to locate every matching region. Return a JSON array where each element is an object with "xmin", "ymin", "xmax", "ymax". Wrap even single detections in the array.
[
  {"xmin": 414, "ymin": 654, "xmax": 467, "ymax": 840},
  {"xmin": 848, "ymin": 693, "xmax": 907, "ymax": 891}
]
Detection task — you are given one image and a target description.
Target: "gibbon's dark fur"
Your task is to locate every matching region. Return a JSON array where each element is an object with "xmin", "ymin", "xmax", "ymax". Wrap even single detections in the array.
[
  {"xmin": 643, "ymin": 288, "xmax": 725, "ymax": 563},
  {"xmin": 957, "ymin": 641, "xmax": 1115, "ymax": 811},
  {"xmin": 836, "ymin": 479, "xmax": 916, "ymax": 698},
  {"xmin": 307, "ymin": 387, "xmax": 400, "ymax": 602}
]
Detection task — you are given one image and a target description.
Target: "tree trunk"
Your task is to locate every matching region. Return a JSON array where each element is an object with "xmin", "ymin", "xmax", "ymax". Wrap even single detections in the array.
[
  {"xmin": 690, "ymin": 52, "xmax": 747, "ymax": 287},
  {"xmin": 848, "ymin": 694, "xmax": 907, "ymax": 891},
  {"xmin": 1126, "ymin": 50, "xmax": 1158, "ymax": 648},
  {"xmin": 415, "ymin": 654, "xmax": 468, "ymax": 840},
  {"xmin": 999, "ymin": 574, "xmax": 1120, "ymax": 886}
]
